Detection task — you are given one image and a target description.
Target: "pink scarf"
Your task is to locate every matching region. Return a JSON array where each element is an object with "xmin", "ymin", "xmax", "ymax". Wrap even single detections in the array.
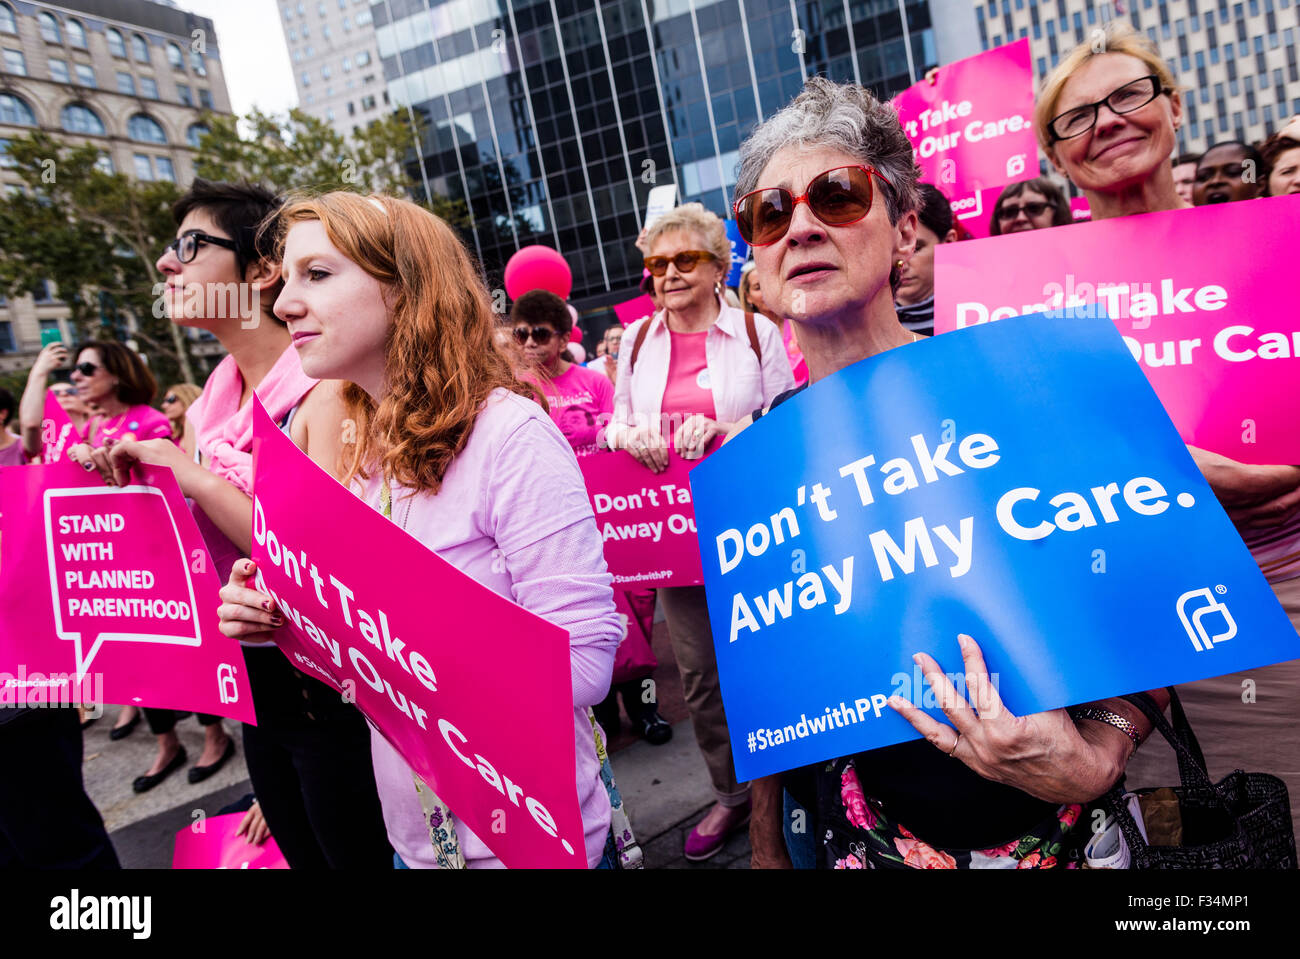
[{"xmin": 188, "ymin": 346, "xmax": 318, "ymax": 495}]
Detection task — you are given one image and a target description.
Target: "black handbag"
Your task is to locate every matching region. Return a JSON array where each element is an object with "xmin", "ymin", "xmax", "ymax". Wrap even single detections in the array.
[{"xmin": 1100, "ymin": 688, "xmax": 1296, "ymax": 869}]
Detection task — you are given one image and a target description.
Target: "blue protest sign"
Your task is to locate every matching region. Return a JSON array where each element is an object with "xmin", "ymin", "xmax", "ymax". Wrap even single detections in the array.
[
  {"xmin": 690, "ymin": 314, "xmax": 1300, "ymax": 781},
  {"xmin": 724, "ymin": 220, "xmax": 749, "ymax": 288}
]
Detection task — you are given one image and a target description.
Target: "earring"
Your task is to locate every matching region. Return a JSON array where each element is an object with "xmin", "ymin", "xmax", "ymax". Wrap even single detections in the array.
[{"xmin": 895, "ymin": 259, "xmax": 904, "ymax": 268}]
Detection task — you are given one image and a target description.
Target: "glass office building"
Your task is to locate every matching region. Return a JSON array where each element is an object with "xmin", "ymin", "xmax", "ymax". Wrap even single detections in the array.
[{"xmin": 374, "ymin": 0, "xmax": 939, "ymax": 307}]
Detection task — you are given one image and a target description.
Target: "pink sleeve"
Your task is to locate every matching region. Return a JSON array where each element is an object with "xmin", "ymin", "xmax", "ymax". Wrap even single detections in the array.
[
  {"xmin": 130, "ymin": 406, "xmax": 176, "ymax": 443},
  {"xmin": 485, "ymin": 414, "xmax": 621, "ymax": 707}
]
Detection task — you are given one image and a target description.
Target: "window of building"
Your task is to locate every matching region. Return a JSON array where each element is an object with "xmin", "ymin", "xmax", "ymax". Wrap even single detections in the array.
[
  {"xmin": 168, "ymin": 42, "xmax": 184, "ymax": 69},
  {"xmin": 0, "ymin": 5, "xmax": 15, "ymax": 35},
  {"xmin": 301, "ymin": 71, "xmax": 311, "ymax": 86},
  {"xmin": 128, "ymin": 113, "xmax": 167, "ymax": 143},
  {"xmin": 322, "ymin": 25, "xmax": 331, "ymax": 39},
  {"xmin": 39, "ymin": 12, "xmax": 61, "ymax": 44},
  {"xmin": 305, "ymin": 93, "xmax": 314, "ymax": 105},
  {"xmin": 186, "ymin": 123, "xmax": 209, "ymax": 148},
  {"xmin": 133, "ymin": 153, "xmax": 154, "ymax": 180},
  {"xmin": 140, "ymin": 76, "xmax": 158, "ymax": 98},
  {"xmin": 1, "ymin": 93, "xmax": 36, "ymax": 126},
  {"xmin": 347, "ymin": 100, "xmax": 355, "ymax": 116},
  {"xmin": 116, "ymin": 72, "xmax": 135, "ymax": 95},
  {"xmin": 155, "ymin": 156, "xmax": 175, "ymax": 182},
  {"xmin": 293, "ymin": 49, "xmax": 303, "ymax": 63},
  {"xmin": 61, "ymin": 103, "xmax": 105, "ymax": 135},
  {"xmin": 94, "ymin": 152, "xmax": 113, "ymax": 174},
  {"xmin": 107, "ymin": 28, "xmax": 126, "ymax": 58},
  {"xmin": 191, "ymin": 50, "xmax": 206, "ymax": 75},
  {"xmin": 133, "ymin": 35, "xmax": 150, "ymax": 63},
  {"xmin": 177, "ymin": 83, "xmax": 192, "ymax": 105},
  {"xmin": 327, "ymin": 107, "xmax": 335, "ymax": 122},
  {"xmin": 356, "ymin": 10, "xmax": 371, "ymax": 25},
  {"xmin": 305, "ymin": 44, "xmax": 313, "ymax": 56},
  {"xmin": 343, "ymin": 15, "xmax": 351, "ymax": 30},
  {"xmin": 297, "ymin": 2, "xmax": 305, "ymax": 13},
  {"xmin": 3, "ymin": 48, "xmax": 24, "ymax": 75},
  {"xmin": 355, "ymin": 50, "xmax": 370, "ymax": 66},
  {"xmin": 338, "ymin": 0, "xmax": 346, "ymax": 8},
  {"xmin": 0, "ymin": 137, "xmax": 15, "ymax": 167},
  {"xmin": 74, "ymin": 63, "xmax": 94, "ymax": 87},
  {"xmin": 67, "ymin": 18, "xmax": 87, "ymax": 49},
  {"xmin": 48, "ymin": 58, "xmax": 69, "ymax": 82},
  {"xmin": 284, "ymin": 5, "xmax": 293, "ymax": 19},
  {"xmin": 342, "ymin": 56, "xmax": 351, "ymax": 71},
  {"xmin": 301, "ymin": 25, "xmax": 309, "ymax": 39},
  {"xmin": 322, "ymin": 64, "xmax": 331, "ymax": 80},
  {"xmin": 360, "ymin": 94, "xmax": 375, "ymax": 110},
  {"xmin": 0, "ymin": 322, "xmax": 15, "ymax": 353},
  {"xmin": 198, "ymin": 88, "xmax": 213, "ymax": 109}
]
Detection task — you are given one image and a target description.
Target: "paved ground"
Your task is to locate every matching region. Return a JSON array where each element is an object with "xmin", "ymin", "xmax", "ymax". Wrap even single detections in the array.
[{"xmin": 85, "ymin": 607, "xmax": 751, "ymax": 869}]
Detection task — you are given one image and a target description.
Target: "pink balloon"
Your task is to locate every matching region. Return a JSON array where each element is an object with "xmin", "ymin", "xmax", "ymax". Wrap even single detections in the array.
[{"xmin": 504, "ymin": 245, "xmax": 572, "ymax": 300}]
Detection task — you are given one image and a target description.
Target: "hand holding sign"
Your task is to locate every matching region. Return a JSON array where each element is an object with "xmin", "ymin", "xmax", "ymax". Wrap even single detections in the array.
[
  {"xmin": 217, "ymin": 559, "xmax": 283, "ymax": 643},
  {"xmin": 889, "ymin": 634, "xmax": 1125, "ymax": 804}
]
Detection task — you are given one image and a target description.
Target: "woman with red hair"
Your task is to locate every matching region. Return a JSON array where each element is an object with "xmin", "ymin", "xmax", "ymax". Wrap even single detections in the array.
[{"xmin": 217, "ymin": 193, "xmax": 623, "ymax": 868}]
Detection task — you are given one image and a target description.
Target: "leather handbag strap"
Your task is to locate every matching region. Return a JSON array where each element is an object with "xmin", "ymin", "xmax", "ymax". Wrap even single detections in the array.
[
  {"xmin": 1121, "ymin": 688, "xmax": 1214, "ymax": 791},
  {"xmin": 628, "ymin": 318, "xmax": 652, "ymax": 375},
  {"xmin": 743, "ymin": 311, "xmax": 762, "ymax": 366}
]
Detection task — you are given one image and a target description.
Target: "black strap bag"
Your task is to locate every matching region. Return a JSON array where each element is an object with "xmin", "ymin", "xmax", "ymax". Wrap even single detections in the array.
[{"xmin": 1100, "ymin": 688, "xmax": 1295, "ymax": 868}]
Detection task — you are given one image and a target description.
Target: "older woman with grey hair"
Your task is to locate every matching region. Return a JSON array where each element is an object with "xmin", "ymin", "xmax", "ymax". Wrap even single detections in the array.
[
  {"xmin": 607, "ymin": 202, "xmax": 794, "ymax": 860},
  {"xmin": 727, "ymin": 76, "xmax": 1168, "ymax": 870}
]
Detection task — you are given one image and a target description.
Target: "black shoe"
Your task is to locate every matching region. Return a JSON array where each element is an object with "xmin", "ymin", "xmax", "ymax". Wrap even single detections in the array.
[
  {"xmin": 187, "ymin": 737, "xmax": 235, "ymax": 784},
  {"xmin": 109, "ymin": 712, "xmax": 140, "ymax": 741},
  {"xmin": 635, "ymin": 709, "xmax": 673, "ymax": 746},
  {"xmin": 132, "ymin": 746, "xmax": 187, "ymax": 793}
]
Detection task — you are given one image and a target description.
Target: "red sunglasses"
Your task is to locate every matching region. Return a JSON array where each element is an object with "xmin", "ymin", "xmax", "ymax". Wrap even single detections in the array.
[{"xmin": 734, "ymin": 165, "xmax": 889, "ymax": 246}]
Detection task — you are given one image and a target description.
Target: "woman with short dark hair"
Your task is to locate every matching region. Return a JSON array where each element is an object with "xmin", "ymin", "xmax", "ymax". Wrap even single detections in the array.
[{"xmin": 989, "ymin": 177, "xmax": 1074, "ymax": 235}]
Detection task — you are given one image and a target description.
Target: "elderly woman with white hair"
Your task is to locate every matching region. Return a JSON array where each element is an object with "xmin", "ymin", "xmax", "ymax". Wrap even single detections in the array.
[
  {"xmin": 1037, "ymin": 22, "xmax": 1300, "ymax": 836},
  {"xmin": 606, "ymin": 202, "xmax": 794, "ymax": 859},
  {"xmin": 728, "ymin": 76, "xmax": 1169, "ymax": 870}
]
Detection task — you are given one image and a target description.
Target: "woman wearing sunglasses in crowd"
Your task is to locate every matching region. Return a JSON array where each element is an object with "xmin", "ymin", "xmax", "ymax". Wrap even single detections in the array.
[
  {"xmin": 160, "ymin": 383, "xmax": 203, "ymax": 448},
  {"xmin": 17, "ymin": 344, "xmax": 91, "ymax": 459},
  {"xmin": 727, "ymin": 76, "xmax": 1169, "ymax": 870},
  {"xmin": 82, "ymin": 181, "xmax": 393, "ymax": 865},
  {"xmin": 217, "ymin": 192, "xmax": 623, "ymax": 868},
  {"xmin": 1039, "ymin": 23, "xmax": 1300, "ymax": 835},
  {"xmin": 987, "ymin": 176, "xmax": 1074, "ymax": 236},
  {"xmin": 606, "ymin": 203, "xmax": 794, "ymax": 860},
  {"xmin": 62, "ymin": 342, "xmax": 173, "ymax": 464}
]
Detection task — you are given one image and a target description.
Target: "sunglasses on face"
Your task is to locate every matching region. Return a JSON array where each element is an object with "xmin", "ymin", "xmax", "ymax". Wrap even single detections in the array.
[
  {"xmin": 51, "ymin": 388, "xmax": 76, "ymax": 398},
  {"xmin": 1046, "ymin": 75, "xmax": 1166, "ymax": 141},
  {"xmin": 163, "ymin": 230, "xmax": 240, "ymax": 264},
  {"xmin": 734, "ymin": 165, "xmax": 888, "ymax": 246},
  {"xmin": 642, "ymin": 250, "xmax": 717, "ymax": 277},
  {"xmin": 163, "ymin": 394, "xmax": 180, "ymax": 404},
  {"xmin": 74, "ymin": 362, "xmax": 100, "ymax": 377},
  {"xmin": 998, "ymin": 201, "xmax": 1051, "ymax": 221},
  {"xmin": 513, "ymin": 325, "xmax": 557, "ymax": 345}
]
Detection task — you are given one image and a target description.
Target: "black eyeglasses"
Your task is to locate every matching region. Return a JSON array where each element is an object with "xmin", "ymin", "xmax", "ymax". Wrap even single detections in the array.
[
  {"xmin": 1047, "ymin": 75, "xmax": 1168, "ymax": 142},
  {"xmin": 163, "ymin": 394, "xmax": 180, "ymax": 404},
  {"xmin": 998, "ymin": 201, "xmax": 1051, "ymax": 221},
  {"xmin": 163, "ymin": 230, "xmax": 240, "ymax": 264},
  {"xmin": 513, "ymin": 326, "xmax": 556, "ymax": 345},
  {"xmin": 74, "ymin": 362, "xmax": 100, "ymax": 377}
]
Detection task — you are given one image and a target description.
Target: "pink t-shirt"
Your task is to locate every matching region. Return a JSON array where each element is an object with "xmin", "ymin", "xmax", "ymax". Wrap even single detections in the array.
[
  {"xmin": 359, "ymin": 388, "xmax": 621, "ymax": 868},
  {"xmin": 89, "ymin": 405, "xmax": 172, "ymax": 445},
  {"xmin": 537, "ymin": 363, "xmax": 614, "ymax": 456},
  {"xmin": 0, "ymin": 435, "xmax": 26, "ymax": 466},
  {"xmin": 661, "ymin": 330, "xmax": 718, "ymax": 451}
]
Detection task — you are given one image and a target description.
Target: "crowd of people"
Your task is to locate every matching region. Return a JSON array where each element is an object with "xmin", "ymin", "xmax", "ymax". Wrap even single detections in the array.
[{"xmin": 1, "ymin": 21, "xmax": 1298, "ymax": 871}]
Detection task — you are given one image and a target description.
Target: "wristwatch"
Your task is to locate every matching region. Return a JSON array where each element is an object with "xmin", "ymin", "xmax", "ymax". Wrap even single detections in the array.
[{"xmin": 1068, "ymin": 706, "xmax": 1142, "ymax": 754}]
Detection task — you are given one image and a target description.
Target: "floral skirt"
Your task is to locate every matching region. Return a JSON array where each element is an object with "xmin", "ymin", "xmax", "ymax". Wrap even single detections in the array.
[{"xmin": 821, "ymin": 757, "xmax": 1085, "ymax": 869}]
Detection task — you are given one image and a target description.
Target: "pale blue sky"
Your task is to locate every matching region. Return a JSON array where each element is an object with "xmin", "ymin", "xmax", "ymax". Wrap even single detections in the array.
[{"xmin": 181, "ymin": 0, "xmax": 298, "ymax": 117}]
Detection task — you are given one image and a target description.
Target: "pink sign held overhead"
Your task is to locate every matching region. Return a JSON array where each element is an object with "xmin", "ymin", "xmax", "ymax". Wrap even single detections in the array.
[
  {"xmin": 40, "ymin": 390, "xmax": 84, "ymax": 464},
  {"xmin": 173, "ymin": 813, "xmax": 289, "ymax": 869},
  {"xmin": 894, "ymin": 39, "xmax": 1037, "ymax": 212},
  {"xmin": 0, "ymin": 461, "xmax": 255, "ymax": 721},
  {"xmin": 933, "ymin": 195, "xmax": 1300, "ymax": 464},
  {"xmin": 577, "ymin": 452, "xmax": 704, "ymax": 589},
  {"xmin": 249, "ymin": 399, "xmax": 586, "ymax": 869}
]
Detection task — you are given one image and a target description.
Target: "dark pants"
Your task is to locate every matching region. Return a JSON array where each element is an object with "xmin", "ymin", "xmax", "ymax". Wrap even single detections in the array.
[
  {"xmin": 240, "ymin": 646, "xmax": 392, "ymax": 870},
  {"xmin": 0, "ymin": 708, "xmax": 120, "ymax": 869},
  {"xmin": 142, "ymin": 708, "xmax": 221, "ymax": 735}
]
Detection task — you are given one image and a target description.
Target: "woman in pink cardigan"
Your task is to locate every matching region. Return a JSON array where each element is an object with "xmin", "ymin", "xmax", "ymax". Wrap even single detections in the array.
[{"xmin": 606, "ymin": 203, "xmax": 795, "ymax": 859}]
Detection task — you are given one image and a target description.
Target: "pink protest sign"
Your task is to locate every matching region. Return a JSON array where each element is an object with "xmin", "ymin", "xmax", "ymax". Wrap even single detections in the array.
[
  {"xmin": 577, "ymin": 451, "xmax": 704, "ymax": 589},
  {"xmin": 172, "ymin": 813, "xmax": 289, "ymax": 869},
  {"xmin": 934, "ymin": 195, "xmax": 1300, "ymax": 464},
  {"xmin": 0, "ymin": 461, "xmax": 255, "ymax": 721},
  {"xmin": 1070, "ymin": 195, "xmax": 1092, "ymax": 222},
  {"xmin": 40, "ymin": 390, "xmax": 84, "ymax": 463},
  {"xmin": 894, "ymin": 39, "xmax": 1036, "ymax": 209},
  {"xmin": 249, "ymin": 399, "xmax": 586, "ymax": 869},
  {"xmin": 951, "ymin": 185, "xmax": 1001, "ymax": 238},
  {"xmin": 613, "ymin": 295, "xmax": 656, "ymax": 325}
]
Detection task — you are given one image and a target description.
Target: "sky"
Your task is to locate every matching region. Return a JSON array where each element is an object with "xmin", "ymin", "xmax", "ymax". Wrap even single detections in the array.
[{"xmin": 179, "ymin": 0, "xmax": 300, "ymax": 117}]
